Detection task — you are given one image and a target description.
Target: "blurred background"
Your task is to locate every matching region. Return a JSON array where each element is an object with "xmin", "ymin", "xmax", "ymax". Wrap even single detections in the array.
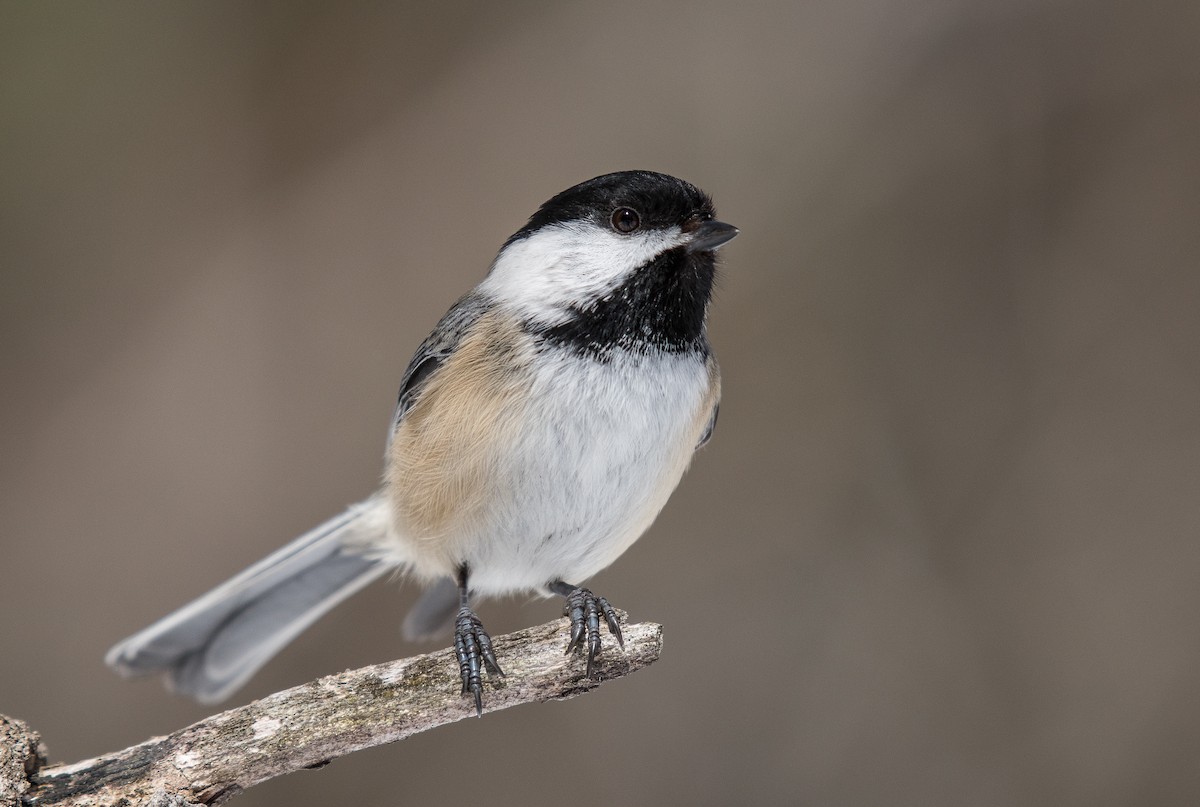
[{"xmin": 3, "ymin": 1, "xmax": 1199, "ymax": 805}]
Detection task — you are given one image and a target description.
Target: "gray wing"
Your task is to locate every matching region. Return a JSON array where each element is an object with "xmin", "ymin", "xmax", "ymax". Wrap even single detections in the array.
[
  {"xmin": 388, "ymin": 293, "xmax": 491, "ymax": 639},
  {"xmin": 697, "ymin": 401, "xmax": 719, "ymax": 449},
  {"xmin": 388, "ymin": 292, "xmax": 491, "ymax": 445}
]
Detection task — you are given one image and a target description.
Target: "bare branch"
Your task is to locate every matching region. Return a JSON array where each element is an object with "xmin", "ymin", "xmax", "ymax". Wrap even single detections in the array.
[{"xmin": 5, "ymin": 616, "xmax": 662, "ymax": 807}]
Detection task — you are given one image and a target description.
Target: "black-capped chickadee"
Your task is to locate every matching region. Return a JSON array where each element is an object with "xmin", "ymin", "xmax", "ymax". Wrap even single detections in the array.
[{"xmin": 106, "ymin": 170, "xmax": 738, "ymax": 715}]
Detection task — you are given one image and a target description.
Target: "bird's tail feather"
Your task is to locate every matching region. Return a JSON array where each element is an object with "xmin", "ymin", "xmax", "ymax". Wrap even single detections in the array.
[{"xmin": 105, "ymin": 496, "xmax": 395, "ymax": 704}]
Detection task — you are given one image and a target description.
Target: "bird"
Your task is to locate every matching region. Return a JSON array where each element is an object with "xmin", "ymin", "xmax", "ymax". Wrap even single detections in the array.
[{"xmin": 105, "ymin": 170, "xmax": 738, "ymax": 715}]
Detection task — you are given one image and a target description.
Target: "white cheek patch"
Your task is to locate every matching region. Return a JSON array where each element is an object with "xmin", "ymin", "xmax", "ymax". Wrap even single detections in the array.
[{"xmin": 481, "ymin": 223, "xmax": 686, "ymax": 324}]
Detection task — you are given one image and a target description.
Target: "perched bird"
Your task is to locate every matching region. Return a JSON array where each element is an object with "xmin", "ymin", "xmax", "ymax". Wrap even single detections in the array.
[{"xmin": 106, "ymin": 170, "xmax": 738, "ymax": 715}]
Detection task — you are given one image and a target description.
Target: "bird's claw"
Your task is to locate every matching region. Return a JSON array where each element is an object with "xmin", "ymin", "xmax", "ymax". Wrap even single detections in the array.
[
  {"xmin": 453, "ymin": 606, "xmax": 503, "ymax": 716},
  {"xmin": 563, "ymin": 587, "xmax": 623, "ymax": 679}
]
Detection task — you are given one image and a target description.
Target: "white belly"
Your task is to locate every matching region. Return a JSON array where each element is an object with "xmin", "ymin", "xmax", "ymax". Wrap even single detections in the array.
[{"xmin": 440, "ymin": 347, "xmax": 714, "ymax": 595}]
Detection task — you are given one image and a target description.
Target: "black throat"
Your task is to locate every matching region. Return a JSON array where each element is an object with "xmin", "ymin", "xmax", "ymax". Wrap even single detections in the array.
[{"xmin": 529, "ymin": 247, "xmax": 716, "ymax": 359}]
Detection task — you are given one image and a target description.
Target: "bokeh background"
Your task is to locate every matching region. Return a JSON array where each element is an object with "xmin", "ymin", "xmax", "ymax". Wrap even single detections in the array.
[{"xmin": 3, "ymin": 1, "xmax": 1199, "ymax": 805}]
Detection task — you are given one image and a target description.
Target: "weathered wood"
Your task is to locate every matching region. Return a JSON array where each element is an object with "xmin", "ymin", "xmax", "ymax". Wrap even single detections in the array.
[
  {"xmin": 4, "ymin": 616, "xmax": 661, "ymax": 807},
  {"xmin": 1, "ymin": 714, "xmax": 43, "ymax": 807}
]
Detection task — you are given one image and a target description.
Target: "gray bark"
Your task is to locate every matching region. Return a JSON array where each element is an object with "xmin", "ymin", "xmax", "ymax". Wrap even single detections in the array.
[{"xmin": 1, "ymin": 616, "xmax": 662, "ymax": 807}]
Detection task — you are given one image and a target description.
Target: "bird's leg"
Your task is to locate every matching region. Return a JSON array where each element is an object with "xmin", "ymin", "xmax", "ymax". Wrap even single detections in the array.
[
  {"xmin": 549, "ymin": 580, "xmax": 624, "ymax": 679},
  {"xmin": 453, "ymin": 564, "xmax": 502, "ymax": 716}
]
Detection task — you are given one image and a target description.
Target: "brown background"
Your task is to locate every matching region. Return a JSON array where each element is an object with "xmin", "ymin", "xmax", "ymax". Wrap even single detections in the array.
[{"xmin": 3, "ymin": 2, "xmax": 1199, "ymax": 805}]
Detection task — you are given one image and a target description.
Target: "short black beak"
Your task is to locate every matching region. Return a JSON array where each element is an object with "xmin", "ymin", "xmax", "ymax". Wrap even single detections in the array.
[{"xmin": 686, "ymin": 220, "xmax": 740, "ymax": 253}]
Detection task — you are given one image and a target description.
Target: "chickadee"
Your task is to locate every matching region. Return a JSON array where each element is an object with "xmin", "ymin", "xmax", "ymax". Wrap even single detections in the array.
[{"xmin": 106, "ymin": 170, "xmax": 738, "ymax": 715}]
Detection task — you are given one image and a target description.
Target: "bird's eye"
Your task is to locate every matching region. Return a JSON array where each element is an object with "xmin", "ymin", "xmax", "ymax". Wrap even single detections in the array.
[{"xmin": 610, "ymin": 207, "xmax": 641, "ymax": 234}]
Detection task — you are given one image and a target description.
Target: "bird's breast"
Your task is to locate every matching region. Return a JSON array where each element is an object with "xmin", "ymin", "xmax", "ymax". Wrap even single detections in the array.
[{"xmin": 386, "ymin": 314, "xmax": 718, "ymax": 592}]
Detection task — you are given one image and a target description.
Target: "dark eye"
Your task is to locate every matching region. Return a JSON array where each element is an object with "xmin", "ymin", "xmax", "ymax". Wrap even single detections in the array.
[{"xmin": 610, "ymin": 207, "xmax": 641, "ymax": 234}]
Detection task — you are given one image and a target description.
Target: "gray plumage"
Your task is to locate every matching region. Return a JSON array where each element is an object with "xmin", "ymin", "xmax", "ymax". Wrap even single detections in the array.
[
  {"xmin": 105, "ymin": 498, "xmax": 392, "ymax": 703},
  {"xmin": 400, "ymin": 577, "xmax": 460, "ymax": 641},
  {"xmin": 390, "ymin": 292, "xmax": 490, "ymax": 433},
  {"xmin": 105, "ymin": 295, "xmax": 494, "ymax": 703}
]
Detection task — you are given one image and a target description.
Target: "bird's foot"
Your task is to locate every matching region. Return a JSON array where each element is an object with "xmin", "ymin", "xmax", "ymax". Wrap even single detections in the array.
[
  {"xmin": 562, "ymin": 587, "xmax": 624, "ymax": 679},
  {"xmin": 453, "ymin": 606, "xmax": 503, "ymax": 716}
]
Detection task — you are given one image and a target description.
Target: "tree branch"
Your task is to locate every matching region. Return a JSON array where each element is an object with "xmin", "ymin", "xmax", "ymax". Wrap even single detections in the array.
[{"xmin": 2, "ymin": 616, "xmax": 662, "ymax": 807}]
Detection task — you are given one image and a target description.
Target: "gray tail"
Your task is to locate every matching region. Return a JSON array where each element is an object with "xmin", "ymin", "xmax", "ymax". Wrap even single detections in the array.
[{"xmin": 106, "ymin": 496, "xmax": 395, "ymax": 704}]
